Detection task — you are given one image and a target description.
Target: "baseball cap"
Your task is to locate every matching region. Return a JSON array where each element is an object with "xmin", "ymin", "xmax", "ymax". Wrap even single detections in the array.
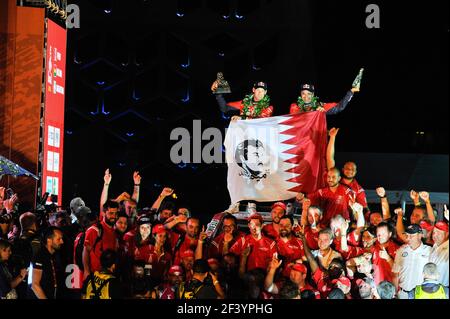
[
  {"xmin": 207, "ymin": 258, "xmax": 220, "ymax": 268},
  {"xmin": 434, "ymin": 221, "xmax": 449, "ymax": 233},
  {"xmin": 168, "ymin": 265, "xmax": 183, "ymax": 276},
  {"xmin": 137, "ymin": 215, "xmax": 152, "ymax": 226},
  {"xmin": 300, "ymin": 83, "xmax": 315, "ymax": 93},
  {"xmin": 247, "ymin": 213, "xmax": 263, "ymax": 224},
  {"xmin": 332, "ymin": 277, "xmax": 351, "ymax": 289},
  {"xmin": 152, "ymin": 224, "xmax": 167, "ymax": 235},
  {"xmin": 271, "ymin": 202, "xmax": 287, "ymax": 212},
  {"xmin": 404, "ymin": 224, "xmax": 422, "ymax": 234},
  {"xmin": 419, "ymin": 220, "xmax": 434, "ymax": 232},
  {"xmin": 253, "ymin": 81, "xmax": 268, "ymax": 90},
  {"xmin": 290, "ymin": 263, "xmax": 307, "ymax": 274},
  {"xmin": 180, "ymin": 250, "xmax": 195, "ymax": 259}
]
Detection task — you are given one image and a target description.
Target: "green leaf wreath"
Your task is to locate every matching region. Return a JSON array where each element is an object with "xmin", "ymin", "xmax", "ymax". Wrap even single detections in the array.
[{"xmin": 241, "ymin": 94, "xmax": 270, "ymax": 118}]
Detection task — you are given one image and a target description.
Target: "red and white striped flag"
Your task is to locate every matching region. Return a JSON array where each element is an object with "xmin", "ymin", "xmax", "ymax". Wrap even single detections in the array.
[{"xmin": 224, "ymin": 111, "xmax": 328, "ymax": 203}]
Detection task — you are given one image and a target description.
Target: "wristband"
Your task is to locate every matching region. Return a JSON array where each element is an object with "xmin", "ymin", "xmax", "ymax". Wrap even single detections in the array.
[
  {"xmin": 213, "ymin": 280, "xmax": 219, "ymax": 286},
  {"xmin": 104, "ymin": 183, "xmax": 110, "ymax": 186},
  {"xmin": 134, "ymin": 184, "xmax": 140, "ymax": 186}
]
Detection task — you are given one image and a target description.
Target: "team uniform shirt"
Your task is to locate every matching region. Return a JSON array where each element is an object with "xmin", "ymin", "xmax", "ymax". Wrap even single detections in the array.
[
  {"xmin": 157, "ymin": 282, "xmax": 177, "ymax": 299},
  {"xmin": 289, "ymin": 91, "xmax": 354, "ymax": 115},
  {"xmin": 170, "ymin": 232, "xmax": 198, "ymax": 266},
  {"xmin": 429, "ymin": 240, "xmax": 449, "ymax": 287},
  {"xmin": 208, "ymin": 231, "xmax": 245, "ymax": 260},
  {"xmin": 31, "ymin": 247, "xmax": 62, "ymax": 299},
  {"xmin": 333, "ymin": 230, "xmax": 362, "ymax": 255},
  {"xmin": 304, "ymin": 226, "xmax": 320, "ymax": 250},
  {"xmin": 371, "ymin": 241, "xmax": 399, "ymax": 285},
  {"xmin": 147, "ymin": 245, "xmax": 172, "ymax": 282},
  {"xmin": 341, "ymin": 179, "xmax": 368, "ymax": 209},
  {"xmin": 84, "ymin": 221, "xmax": 118, "ymax": 273},
  {"xmin": 277, "ymin": 237, "xmax": 306, "ymax": 274},
  {"xmin": 225, "ymin": 100, "xmax": 273, "ymax": 119},
  {"xmin": 312, "ymin": 249, "xmax": 342, "ymax": 270},
  {"xmin": 230, "ymin": 235, "xmax": 277, "ymax": 271},
  {"xmin": 392, "ymin": 243, "xmax": 432, "ymax": 292},
  {"xmin": 262, "ymin": 224, "xmax": 280, "ymax": 241},
  {"xmin": 312, "ymin": 268, "xmax": 333, "ymax": 298},
  {"xmin": 308, "ymin": 185, "xmax": 353, "ymax": 227}
]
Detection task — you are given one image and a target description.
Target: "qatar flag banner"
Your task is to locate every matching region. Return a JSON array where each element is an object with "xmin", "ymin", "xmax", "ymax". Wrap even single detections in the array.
[{"xmin": 224, "ymin": 112, "xmax": 328, "ymax": 203}]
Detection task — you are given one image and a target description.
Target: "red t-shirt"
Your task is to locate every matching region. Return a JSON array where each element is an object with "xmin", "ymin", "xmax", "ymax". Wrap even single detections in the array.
[
  {"xmin": 304, "ymin": 226, "xmax": 320, "ymax": 250},
  {"xmin": 276, "ymin": 237, "xmax": 305, "ymax": 265},
  {"xmin": 371, "ymin": 241, "xmax": 399, "ymax": 285},
  {"xmin": 262, "ymin": 223, "xmax": 280, "ymax": 240},
  {"xmin": 147, "ymin": 245, "xmax": 172, "ymax": 280},
  {"xmin": 312, "ymin": 268, "xmax": 332, "ymax": 299},
  {"xmin": 341, "ymin": 179, "xmax": 368, "ymax": 209},
  {"xmin": 170, "ymin": 232, "xmax": 198, "ymax": 266},
  {"xmin": 289, "ymin": 102, "xmax": 338, "ymax": 114},
  {"xmin": 308, "ymin": 184, "xmax": 353, "ymax": 227},
  {"xmin": 84, "ymin": 220, "xmax": 118, "ymax": 272},
  {"xmin": 230, "ymin": 235, "xmax": 277, "ymax": 271},
  {"xmin": 208, "ymin": 231, "xmax": 245, "ymax": 259}
]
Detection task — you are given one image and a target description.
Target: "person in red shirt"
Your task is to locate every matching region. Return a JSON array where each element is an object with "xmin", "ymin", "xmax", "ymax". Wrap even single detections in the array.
[
  {"xmin": 262, "ymin": 202, "xmax": 287, "ymax": 240},
  {"xmin": 297, "ymin": 168, "xmax": 354, "ymax": 227},
  {"xmin": 124, "ymin": 215, "xmax": 153, "ymax": 263},
  {"xmin": 212, "ymin": 80, "xmax": 274, "ymax": 120},
  {"xmin": 151, "ymin": 265, "xmax": 184, "ymax": 299},
  {"xmin": 82, "ymin": 200, "xmax": 118, "ymax": 279},
  {"xmin": 179, "ymin": 249, "xmax": 195, "ymax": 282},
  {"xmin": 299, "ymin": 198, "xmax": 324, "ymax": 250},
  {"xmin": 371, "ymin": 222, "xmax": 399, "ymax": 285},
  {"xmin": 265, "ymin": 256, "xmax": 321, "ymax": 299},
  {"xmin": 230, "ymin": 213, "xmax": 277, "ymax": 272},
  {"xmin": 208, "ymin": 214, "xmax": 245, "ymax": 259},
  {"xmin": 289, "ymin": 83, "xmax": 358, "ymax": 115},
  {"xmin": 326, "ymin": 128, "xmax": 369, "ymax": 215},
  {"xmin": 171, "ymin": 217, "xmax": 200, "ymax": 266},
  {"xmin": 146, "ymin": 224, "xmax": 172, "ymax": 285},
  {"xmin": 276, "ymin": 216, "xmax": 306, "ymax": 276}
]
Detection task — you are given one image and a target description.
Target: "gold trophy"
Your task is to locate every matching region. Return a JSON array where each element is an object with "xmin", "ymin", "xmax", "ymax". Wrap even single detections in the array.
[{"xmin": 213, "ymin": 72, "xmax": 231, "ymax": 94}]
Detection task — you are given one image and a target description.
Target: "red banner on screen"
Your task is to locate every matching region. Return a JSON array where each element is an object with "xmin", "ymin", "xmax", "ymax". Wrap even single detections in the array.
[{"xmin": 42, "ymin": 19, "xmax": 66, "ymax": 206}]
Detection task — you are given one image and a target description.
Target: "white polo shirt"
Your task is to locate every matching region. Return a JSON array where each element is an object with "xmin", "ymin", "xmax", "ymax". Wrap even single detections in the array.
[
  {"xmin": 392, "ymin": 243, "xmax": 432, "ymax": 291},
  {"xmin": 429, "ymin": 240, "xmax": 449, "ymax": 287}
]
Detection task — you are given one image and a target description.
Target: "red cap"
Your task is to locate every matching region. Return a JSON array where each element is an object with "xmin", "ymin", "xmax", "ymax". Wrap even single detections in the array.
[
  {"xmin": 271, "ymin": 202, "xmax": 287, "ymax": 212},
  {"xmin": 290, "ymin": 263, "xmax": 307, "ymax": 274},
  {"xmin": 207, "ymin": 258, "xmax": 219, "ymax": 267},
  {"xmin": 247, "ymin": 213, "xmax": 263, "ymax": 224},
  {"xmin": 168, "ymin": 265, "xmax": 183, "ymax": 276},
  {"xmin": 332, "ymin": 277, "xmax": 351, "ymax": 289},
  {"xmin": 180, "ymin": 250, "xmax": 194, "ymax": 259},
  {"xmin": 152, "ymin": 224, "xmax": 167, "ymax": 235},
  {"xmin": 419, "ymin": 220, "xmax": 434, "ymax": 232},
  {"xmin": 434, "ymin": 221, "xmax": 449, "ymax": 233}
]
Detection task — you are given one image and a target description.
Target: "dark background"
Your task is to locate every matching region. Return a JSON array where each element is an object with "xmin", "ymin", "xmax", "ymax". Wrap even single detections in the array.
[{"xmin": 62, "ymin": 0, "xmax": 449, "ymax": 221}]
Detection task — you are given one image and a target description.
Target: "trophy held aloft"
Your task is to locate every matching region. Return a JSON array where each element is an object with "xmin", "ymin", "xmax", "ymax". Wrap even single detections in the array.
[{"xmin": 213, "ymin": 72, "xmax": 231, "ymax": 94}]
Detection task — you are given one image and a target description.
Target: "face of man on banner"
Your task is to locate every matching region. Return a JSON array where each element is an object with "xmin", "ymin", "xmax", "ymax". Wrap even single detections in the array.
[{"xmin": 235, "ymin": 139, "xmax": 270, "ymax": 181}]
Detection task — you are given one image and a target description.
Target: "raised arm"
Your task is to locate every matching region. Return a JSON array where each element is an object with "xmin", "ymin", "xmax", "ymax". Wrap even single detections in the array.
[
  {"xmin": 195, "ymin": 226, "xmax": 207, "ymax": 260},
  {"xmin": 151, "ymin": 187, "xmax": 174, "ymax": 212},
  {"xmin": 326, "ymin": 128, "xmax": 339, "ymax": 170},
  {"xmin": 419, "ymin": 191, "xmax": 435, "ymax": 224},
  {"xmin": 298, "ymin": 233, "xmax": 319, "ymax": 274},
  {"xmin": 324, "ymin": 88, "xmax": 357, "ymax": 115},
  {"xmin": 264, "ymin": 256, "xmax": 283, "ymax": 294},
  {"xmin": 100, "ymin": 169, "xmax": 111, "ymax": 212},
  {"xmin": 132, "ymin": 171, "xmax": 141, "ymax": 203},
  {"xmin": 394, "ymin": 208, "xmax": 407, "ymax": 243},
  {"xmin": 376, "ymin": 187, "xmax": 391, "ymax": 220},
  {"xmin": 300, "ymin": 198, "xmax": 311, "ymax": 227}
]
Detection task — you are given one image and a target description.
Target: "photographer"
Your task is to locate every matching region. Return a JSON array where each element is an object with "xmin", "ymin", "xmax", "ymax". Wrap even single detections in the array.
[{"xmin": 176, "ymin": 259, "xmax": 223, "ymax": 299}]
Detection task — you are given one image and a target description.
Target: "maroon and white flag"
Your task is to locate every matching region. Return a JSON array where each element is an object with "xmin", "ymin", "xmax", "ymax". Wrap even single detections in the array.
[{"xmin": 224, "ymin": 112, "xmax": 328, "ymax": 203}]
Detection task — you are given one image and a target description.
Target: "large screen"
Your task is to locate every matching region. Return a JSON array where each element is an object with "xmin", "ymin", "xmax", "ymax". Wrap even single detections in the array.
[{"xmin": 42, "ymin": 19, "xmax": 66, "ymax": 206}]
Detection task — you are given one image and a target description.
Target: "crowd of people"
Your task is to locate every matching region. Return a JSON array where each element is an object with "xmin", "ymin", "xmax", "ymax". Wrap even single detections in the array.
[
  {"xmin": 0, "ymin": 81, "xmax": 448, "ymax": 300},
  {"xmin": 1, "ymin": 159, "xmax": 448, "ymax": 300}
]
